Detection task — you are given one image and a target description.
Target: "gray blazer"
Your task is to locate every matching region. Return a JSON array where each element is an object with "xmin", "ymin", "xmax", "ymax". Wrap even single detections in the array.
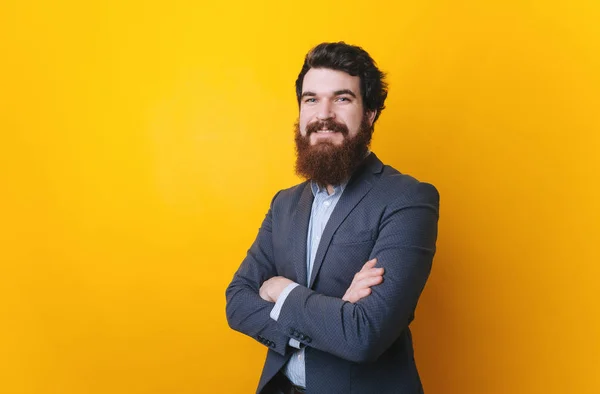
[{"xmin": 226, "ymin": 153, "xmax": 439, "ymax": 393}]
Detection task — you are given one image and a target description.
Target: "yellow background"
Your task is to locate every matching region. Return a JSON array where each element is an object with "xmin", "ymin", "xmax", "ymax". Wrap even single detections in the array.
[{"xmin": 1, "ymin": 0, "xmax": 599, "ymax": 393}]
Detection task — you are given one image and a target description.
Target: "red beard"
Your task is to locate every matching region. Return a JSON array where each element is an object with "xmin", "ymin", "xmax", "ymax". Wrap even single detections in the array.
[{"xmin": 294, "ymin": 117, "xmax": 373, "ymax": 187}]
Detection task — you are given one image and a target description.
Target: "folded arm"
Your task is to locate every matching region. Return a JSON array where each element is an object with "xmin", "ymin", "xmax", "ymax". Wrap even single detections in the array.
[
  {"xmin": 274, "ymin": 183, "xmax": 439, "ymax": 363},
  {"xmin": 225, "ymin": 192, "xmax": 292, "ymax": 356}
]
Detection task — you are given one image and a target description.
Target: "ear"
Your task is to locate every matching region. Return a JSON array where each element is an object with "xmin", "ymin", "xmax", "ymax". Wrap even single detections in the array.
[{"xmin": 366, "ymin": 110, "xmax": 377, "ymax": 126}]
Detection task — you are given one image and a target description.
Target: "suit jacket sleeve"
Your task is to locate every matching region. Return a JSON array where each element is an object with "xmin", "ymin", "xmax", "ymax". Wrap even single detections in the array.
[
  {"xmin": 275, "ymin": 182, "xmax": 439, "ymax": 363},
  {"xmin": 225, "ymin": 191, "xmax": 290, "ymax": 356}
]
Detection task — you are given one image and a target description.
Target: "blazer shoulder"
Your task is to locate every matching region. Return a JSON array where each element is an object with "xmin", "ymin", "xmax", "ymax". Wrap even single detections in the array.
[{"xmin": 379, "ymin": 165, "xmax": 439, "ymax": 205}]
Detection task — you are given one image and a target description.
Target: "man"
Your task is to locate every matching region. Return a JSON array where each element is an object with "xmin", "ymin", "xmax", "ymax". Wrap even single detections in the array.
[{"xmin": 226, "ymin": 42, "xmax": 439, "ymax": 394}]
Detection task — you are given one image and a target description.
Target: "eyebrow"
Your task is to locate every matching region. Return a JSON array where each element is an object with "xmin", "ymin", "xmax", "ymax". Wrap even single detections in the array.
[
  {"xmin": 333, "ymin": 89, "xmax": 357, "ymax": 98},
  {"xmin": 300, "ymin": 89, "xmax": 357, "ymax": 98}
]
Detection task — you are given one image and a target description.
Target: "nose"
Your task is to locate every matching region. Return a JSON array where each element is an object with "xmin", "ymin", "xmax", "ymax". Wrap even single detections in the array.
[{"xmin": 316, "ymin": 100, "xmax": 335, "ymax": 121}]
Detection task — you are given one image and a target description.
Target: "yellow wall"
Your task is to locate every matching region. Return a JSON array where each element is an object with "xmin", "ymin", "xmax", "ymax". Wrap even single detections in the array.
[{"xmin": 1, "ymin": 1, "xmax": 598, "ymax": 393}]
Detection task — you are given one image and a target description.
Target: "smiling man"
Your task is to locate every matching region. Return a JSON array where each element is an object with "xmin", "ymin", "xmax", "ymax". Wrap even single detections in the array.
[{"xmin": 226, "ymin": 42, "xmax": 439, "ymax": 394}]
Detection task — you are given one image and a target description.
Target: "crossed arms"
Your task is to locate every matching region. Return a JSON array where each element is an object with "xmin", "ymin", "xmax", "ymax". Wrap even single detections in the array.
[{"xmin": 225, "ymin": 182, "xmax": 439, "ymax": 363}]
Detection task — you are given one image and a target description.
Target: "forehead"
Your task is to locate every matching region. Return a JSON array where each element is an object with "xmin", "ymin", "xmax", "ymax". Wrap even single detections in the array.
[{"xmin": 302, "ymin": 68, "xmax": 361, "ymax": 96}]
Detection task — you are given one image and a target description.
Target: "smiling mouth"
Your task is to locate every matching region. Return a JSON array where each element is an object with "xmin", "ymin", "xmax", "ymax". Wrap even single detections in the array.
[{"xmin": 315, "ymin": 129, "xmax": 338, "ymax": 134}]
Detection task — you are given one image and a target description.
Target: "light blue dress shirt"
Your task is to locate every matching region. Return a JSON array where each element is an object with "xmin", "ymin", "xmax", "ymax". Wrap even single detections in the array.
[{"xmin": 269, "ymin": 181, "xmax": 346, "ymax": 388}]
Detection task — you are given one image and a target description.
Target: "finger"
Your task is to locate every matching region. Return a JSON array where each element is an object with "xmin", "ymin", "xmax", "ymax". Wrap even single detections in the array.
[
  {"xmin": 356, "ymin": 275, "xmax": 383, "ymax": 289},
  {"xmin": 361, "ymin": 258, "xmax": 378, "ymax": 270},
  {"xmin": 366, "ymin": 267, "xmax": 384, "ymax": 276},
  {"xmin": 356, "ymin": 263, "xmax": 382, "ymax": 276},
  {"xmin": 352, "ymin": 276, "xmax": 383, "ymax": 292},
  {"xmin": 355, "ymin": 268, "xmax": 384, "ymax": 282}
]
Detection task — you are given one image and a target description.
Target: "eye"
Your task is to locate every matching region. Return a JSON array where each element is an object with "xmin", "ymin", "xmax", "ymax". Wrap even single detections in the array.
[
  {"xmin": 336, "ymin": 97, "xmax": 351, "ymax": 102},
  {"xmin": 304, "ymin": 98, "xmax": 317, "ymax": 103}
]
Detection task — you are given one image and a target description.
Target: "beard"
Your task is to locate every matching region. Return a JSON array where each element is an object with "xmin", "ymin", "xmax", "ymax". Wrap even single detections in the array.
[{"xmin": 294, "ymin": 116, "xmax": 373, "ymax": 187}]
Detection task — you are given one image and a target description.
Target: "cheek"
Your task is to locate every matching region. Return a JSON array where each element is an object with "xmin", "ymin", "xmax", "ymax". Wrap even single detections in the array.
[
  {"xmin": 299, "ymin": 112, "xmax": 312, "ymax": 135},
  {"xmin": 298, "ymin": 120, "xmax": 308, "ymax": 136},
  {"xmin": 340, "ymin": 112, "xmax": 363, "ymax": 134}
]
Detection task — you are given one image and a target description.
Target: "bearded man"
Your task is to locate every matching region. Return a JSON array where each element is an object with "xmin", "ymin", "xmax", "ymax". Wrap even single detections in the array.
[{"xmin": 226, "ymin": 42, "xmax": 439, "ymax": 394}]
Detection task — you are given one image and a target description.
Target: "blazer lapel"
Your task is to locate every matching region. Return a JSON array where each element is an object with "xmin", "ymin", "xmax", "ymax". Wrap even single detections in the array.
[
  {"xmin": 289, "ymin": 182, "xmax": 314, "ymax": 286},
  {"xmin": 308, "ymin": 153, "xmax": 384, "ymax": 288}
]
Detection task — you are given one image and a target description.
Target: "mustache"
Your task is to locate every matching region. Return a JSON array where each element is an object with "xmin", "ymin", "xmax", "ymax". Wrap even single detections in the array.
[{"xmin": 305, "ymin": 119, "xmax": 349, "ymax": 136}]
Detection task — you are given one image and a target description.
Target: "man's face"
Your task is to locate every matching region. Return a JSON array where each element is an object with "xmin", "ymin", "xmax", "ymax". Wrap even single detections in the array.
[
  {"xmin": 299, "ymin": 68, "xmax": 375, "ymax": 146},
  {"xmin": 294, "ymin": 67, "xmax": 377, "ymax": 186}
]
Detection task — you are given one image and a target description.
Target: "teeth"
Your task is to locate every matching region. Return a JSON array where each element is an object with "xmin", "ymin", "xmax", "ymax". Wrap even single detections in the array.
[{"xmin": 317, "ymin": 130, "xmax": 335, "ymax": 133}]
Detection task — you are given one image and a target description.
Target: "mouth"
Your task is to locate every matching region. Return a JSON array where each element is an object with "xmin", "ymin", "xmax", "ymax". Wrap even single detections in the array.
[{"xmin": 315, "ymin": 129, "xmax": 338, "ymax": 134}]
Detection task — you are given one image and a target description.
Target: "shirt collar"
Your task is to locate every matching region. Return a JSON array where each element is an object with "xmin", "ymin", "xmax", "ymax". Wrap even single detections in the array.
[
  {"xmin": 309, "ymin": 150, "xmax": 370, "ymax": 197},
  {"xmin": 310, "ymin": 180, "xmax": 347, "ymax": 197}
]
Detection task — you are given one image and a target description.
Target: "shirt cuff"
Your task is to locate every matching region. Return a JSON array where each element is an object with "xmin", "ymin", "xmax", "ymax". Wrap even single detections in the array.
[{"xmin": 269, "ymin": 283, "xmax": 299, "ymax": 321}]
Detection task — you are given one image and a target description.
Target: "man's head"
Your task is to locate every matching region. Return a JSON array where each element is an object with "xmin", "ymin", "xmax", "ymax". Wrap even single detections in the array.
[{"xmin": 294, "ymin": 42, "xmax": 388, "ymax": 186}]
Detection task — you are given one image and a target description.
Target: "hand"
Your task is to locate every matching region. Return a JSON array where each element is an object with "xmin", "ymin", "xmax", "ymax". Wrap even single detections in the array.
[
  {"xmin": 342, "ymin": 258, "xmax": 384, "ymax": 303},
  {"xmin": 259, "ymin": 276, "xmax": 294, "ymax": 303}
]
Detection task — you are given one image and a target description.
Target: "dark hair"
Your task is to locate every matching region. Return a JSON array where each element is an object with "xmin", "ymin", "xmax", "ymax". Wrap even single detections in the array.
[{"xmin": 295, "ymin": 42, "xmax": 388, "ymax": 124}]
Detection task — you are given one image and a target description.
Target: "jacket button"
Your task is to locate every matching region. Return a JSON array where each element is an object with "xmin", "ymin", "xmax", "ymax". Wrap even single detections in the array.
[
  {"xmin": 289, "ymin": 328, "xmax": 295, "ymax": 335},
  {"xmin": 305, "ymin": 337, "xmax": 312, "ymax": 343}
]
